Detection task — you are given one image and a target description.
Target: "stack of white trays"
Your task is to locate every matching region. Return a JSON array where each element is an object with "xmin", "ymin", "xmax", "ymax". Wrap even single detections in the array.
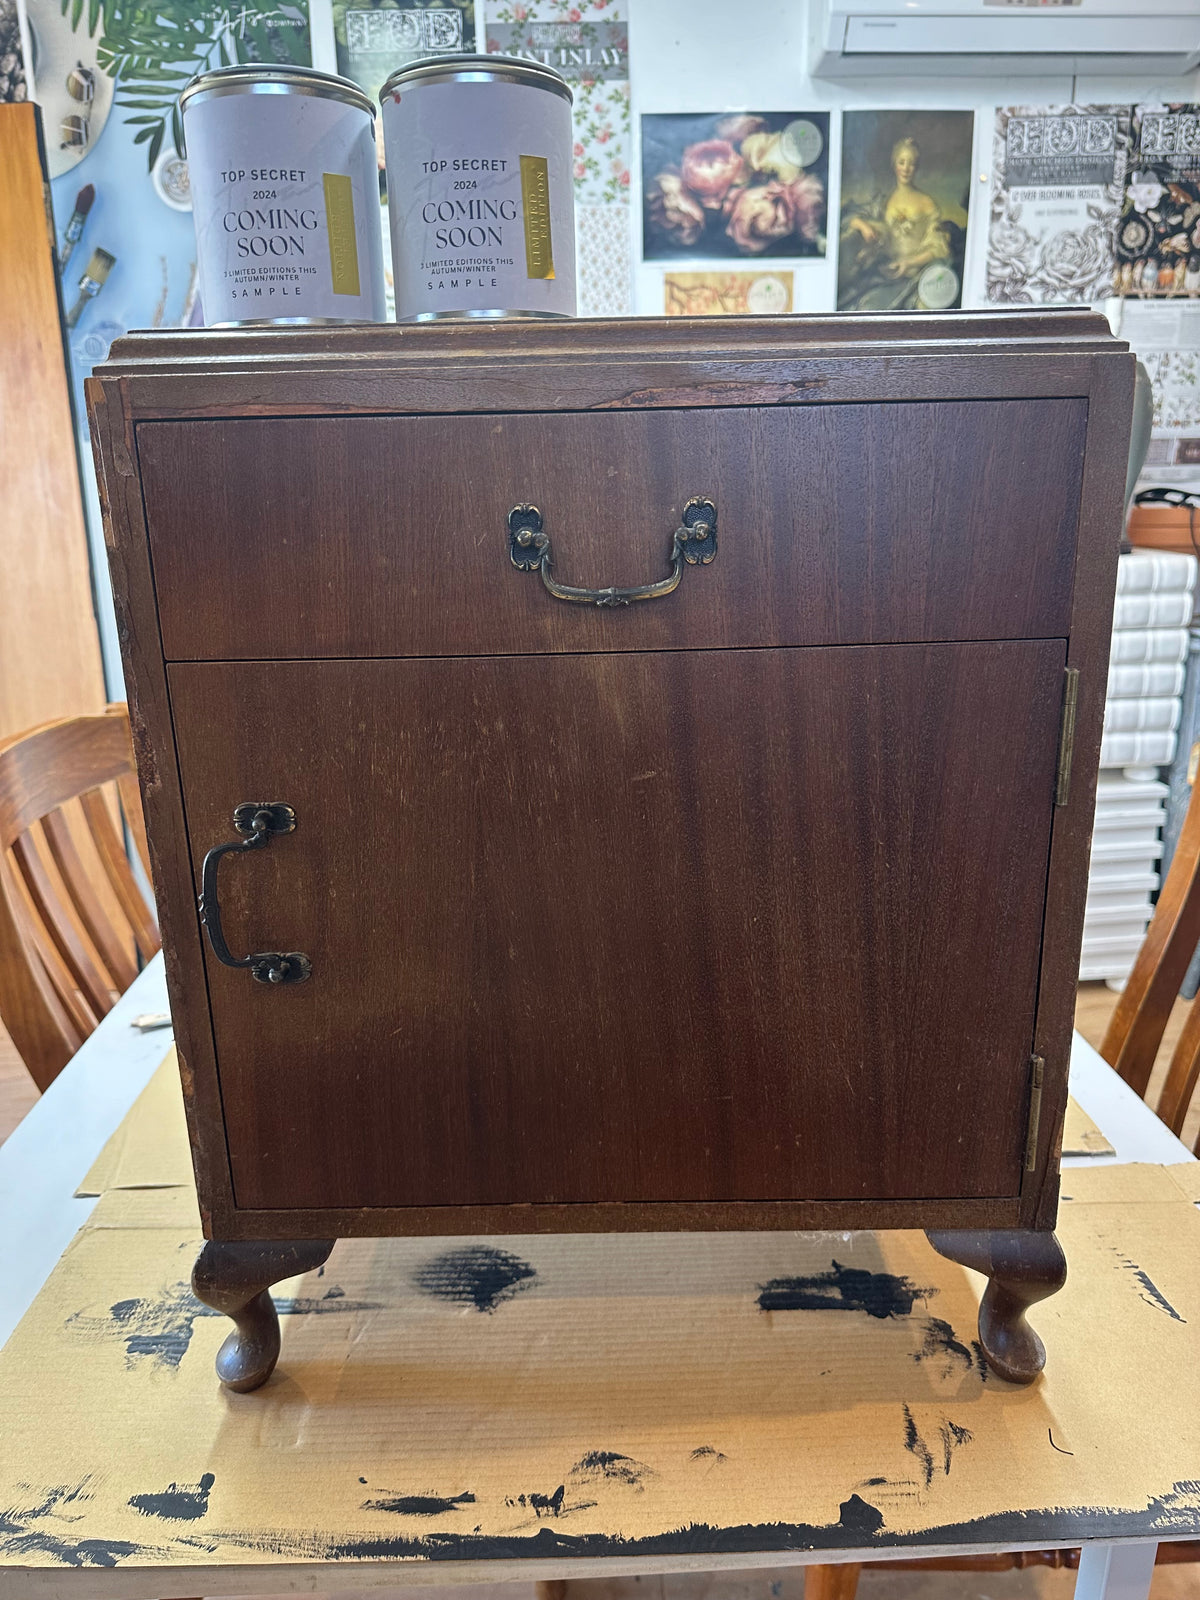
[{"xmin": 1081, "ymin": 550, "xmax": 1197, "ymax": 985}]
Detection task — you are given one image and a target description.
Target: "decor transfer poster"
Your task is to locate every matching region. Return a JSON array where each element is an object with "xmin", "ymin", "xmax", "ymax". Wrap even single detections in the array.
[
  {"xmin": 641, "ymin": 111, "xmax": 829, "ymax": 262},
  {"xmin": 333, "ymin": 0, "xmax": 475, "ymax": 104},
  {"xmin": 837, "ymin": 109, "xmax": 973, "ymax": 313},
  {"xmin": 1116, "ymin": 105, "xmax": 1200, "ymax": 298},
  {"xmin": 484, "ymin": 1, "xmax": 631, "ymax": 317},
  {"xmin": 988, "ymin": 105, "xmax": 1130, "ymax": 304}
]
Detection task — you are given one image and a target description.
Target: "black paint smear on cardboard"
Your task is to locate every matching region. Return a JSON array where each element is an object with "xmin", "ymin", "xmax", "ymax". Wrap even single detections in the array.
[
  {"xmin": 129, "ymin": 1473, "xmax": 214, "ymax": 1521},
  {"xmin": 902, "ymin": 1405, "xmax": 935, "ymax": 1488},
  {"xmin": 506, "ymin": 1487, "xmax": 567, "ymax": 1518},
  {"xmin": 758, "ymin": 1262, "xmax": 934, "ymax": 1318},
  {"xmin": 1115, "ymin": 1255, "xmax": 1187, "ymax": 1323},
  {"xmin": 66, "ymin": 1282, "xmax": 382, "ymax": 1371},
  {"xmin": 365, "ymin": 1493, "xmax": 476, "ymax": 1516},
  {"xmin": 690, "ymin": 1447, "xmax": 727, "ymax": 1464},
  {"xmin": 0, "ymin": 1482, "xmax": 161, "ymax": 1568},
  {"xmin": 903, "ymin": 1409, "xmax": 972, "ymax": 1488},
  {"xmin": 911, "ymin": 1317, "xmax": 982, "ymax": 1375},
  {"xmin": 939, "ymin": 1421, "xmax": 973, "ymax": 1476},
  {"xmin": 571, "ymin": 1451, "xmax": 655, "ymax": 1489},
  {"xmin": 167, "ymin": 1479, "xmax": 1200, "ymax": 1568},
  {"xmin": 411, "ymin": 1247, "xmax": 537, "ymax": 1313}
]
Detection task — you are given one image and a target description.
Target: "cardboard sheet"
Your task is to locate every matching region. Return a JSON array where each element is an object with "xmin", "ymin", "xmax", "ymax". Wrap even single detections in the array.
[
  {"xmin": 1061, "ymin": 1098, "xmax": 1116, "ymax": 1158},
  {"xmin": 3, "ymin": 1066, "xmax": 1200, "ymax": 1596}
]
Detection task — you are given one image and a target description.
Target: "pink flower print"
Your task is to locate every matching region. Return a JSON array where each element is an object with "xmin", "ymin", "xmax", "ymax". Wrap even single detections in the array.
[
  {"xmin": 568, "ymin": 6, "xmax": 581, "ymax": 17},
  {"xmin": 596, "ymin": 127, "xmax": 611, "ymax": 144},
  {"xmin": 620, "ymin": 169, "xmax": 629, "ymax": 187},
  {"xmin": 574, "ymin": 142, "xmax": 584, "ymax": 156},
  {"xmin": 512, "ymin": 3, "xmax": 527, "ymax": 18},
  {"xmin": 574, "ymin": 160, "xmax": 587, "ymax": 180}
]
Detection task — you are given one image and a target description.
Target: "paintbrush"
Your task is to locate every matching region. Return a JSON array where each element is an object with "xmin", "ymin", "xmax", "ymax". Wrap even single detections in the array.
[
  {"xmin": 59, "ymin": 182, "xmax": 95, "ymax": 272},
  {"xmin": 65, "ymin": 247, "xmax": 115, "ymax": 328}
]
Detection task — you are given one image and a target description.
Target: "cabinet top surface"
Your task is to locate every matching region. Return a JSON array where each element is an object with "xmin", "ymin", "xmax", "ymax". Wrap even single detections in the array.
[
  {"xmin": 100, "ymin": 308, "xmax": 1123, "ymax": 376},
  {"xmin": 90, "ymin": 311, "xmax": 1130, "ymax": 424}
]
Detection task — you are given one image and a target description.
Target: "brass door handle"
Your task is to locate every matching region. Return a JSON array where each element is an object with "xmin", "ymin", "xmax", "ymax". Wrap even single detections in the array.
[
  {"xmin": 508, "ymin": 496, "xmax": 717, "ymax": 607},
  {"xmin": 198, "ymin": 803, "xmax": 311, "ymax": 985}
]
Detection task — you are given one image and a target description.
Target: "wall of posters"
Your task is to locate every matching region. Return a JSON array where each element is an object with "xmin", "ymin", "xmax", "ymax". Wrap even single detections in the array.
[
  {"xmin": 641, "ymin": 111, "xmax": 827, "ymax": 263},
  {"xmin": 987, "ymin": 105, "xmax": 1130, "ymax": 305},
  {"xmin": 837, "ymin": 109, "xmax": 973, "ymax": 313},
  {"xmin": 1117, "ymin": 105, "xmax": 1200, "ymax": 299}
]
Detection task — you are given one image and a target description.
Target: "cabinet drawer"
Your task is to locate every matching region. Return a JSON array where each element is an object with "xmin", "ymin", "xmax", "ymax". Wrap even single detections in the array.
[{"xmin": 139, "ymin": 398, "xmax": 1085, "ymax": 661}]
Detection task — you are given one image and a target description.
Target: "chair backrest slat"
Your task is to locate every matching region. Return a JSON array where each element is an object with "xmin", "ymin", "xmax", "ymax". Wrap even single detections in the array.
[
  {"xmin": 41, "ymin": 806, "xmax": 138, "ymax": 992},
  {"xmin": 4, "ymin": 851, "xmax": 98, "ymax": 1041},
  {"xmin": 116, "ymin": 770, "xmax": 153, "ymax": 884},
  {"xmin": 1099, "ymin": 772, "xmax": 1200, "ymax": 1148},
  {"xmin": 0, "ymin": 858, "xmax": 84, "ymax": 1070},
  {"xmin": 0, "ymin": 706, "xmax": 160, "ymax": 1089},
  {"xmin": 79, "ymin": 788, "xmax": 159, "ymax": 962},
  {"xmin": 10, "ymin": 827, "xmax": 115, "ymax": 1021}
]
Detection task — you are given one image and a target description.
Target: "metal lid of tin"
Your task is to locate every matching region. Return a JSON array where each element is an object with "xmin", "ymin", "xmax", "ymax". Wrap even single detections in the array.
[
  {"xmin": 380, "ymin": 52, "xmax": 572, "ymax": 106},
  {"xmin": 180, "ymin": 63, "xmax": 374, "ymax": 119}
]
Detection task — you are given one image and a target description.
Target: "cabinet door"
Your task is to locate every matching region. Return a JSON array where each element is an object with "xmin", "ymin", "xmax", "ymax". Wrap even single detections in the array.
[{"xmin": 169, "ymin": 639, "xmax": 1065, "ymax": 1212}]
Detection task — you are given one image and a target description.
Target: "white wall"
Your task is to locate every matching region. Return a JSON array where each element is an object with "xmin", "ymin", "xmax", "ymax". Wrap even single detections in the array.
[{"xmin": 625, "ymin": 0, "xmax": 1200, "ymax": 317}]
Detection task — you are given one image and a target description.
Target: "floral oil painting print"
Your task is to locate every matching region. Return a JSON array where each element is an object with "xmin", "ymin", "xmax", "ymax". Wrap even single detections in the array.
[
  {"xmin": 988, "ymin": 105, "xmax": 1129, "ymax": 305},
  {"xmin": 837, "ymin": 109, "xmax": 973, "ymax": 312},
  {"xmin": 641, "ymin": 111, "xmax": 829, "ymax": 261}
]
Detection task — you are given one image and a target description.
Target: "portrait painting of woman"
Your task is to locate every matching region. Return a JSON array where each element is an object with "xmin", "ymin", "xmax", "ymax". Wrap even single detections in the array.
[{"xmin": 837, "ymin": 110, "xmax": 974, "ymax": 311}]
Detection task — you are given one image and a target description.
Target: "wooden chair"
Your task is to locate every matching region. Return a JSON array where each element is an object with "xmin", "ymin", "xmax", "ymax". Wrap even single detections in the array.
[
  {"xmin": 1100, "ymin": 763, "xmax": 1200, "ymax": 1148},
  {"xmin": 0, "ymin": 704, "xmax": 159, "ymax": 1090}
]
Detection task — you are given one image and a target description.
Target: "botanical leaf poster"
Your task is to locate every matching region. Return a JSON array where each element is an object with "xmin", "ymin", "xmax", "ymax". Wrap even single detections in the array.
[
  {"xmin": 837, "ymin": 109, "xmax": 972, "ymax": 313},
  {"xmin": 988, "ymin": 105, "xmax": 1130, "ymax": 305},
  {"xmin": 641, "ymin": 111, "xmax": 829, "ymax": 261},
  {"xmin": 1116, "ymin": 106, "xmax": 1200, "ymax": 298}
]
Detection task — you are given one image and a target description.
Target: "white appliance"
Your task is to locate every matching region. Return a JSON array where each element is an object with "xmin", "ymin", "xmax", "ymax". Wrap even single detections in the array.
[{"xmin": 809, "ymin": 0, "xmax": 1200, "ymax": 78}]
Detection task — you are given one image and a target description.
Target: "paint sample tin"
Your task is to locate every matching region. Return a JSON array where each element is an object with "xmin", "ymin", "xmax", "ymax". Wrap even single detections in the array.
[
  {"xmin": 180, "ymin": 65, "xmax": 386, "ymax": 326},
  {"xmin": 379, "ymin": 54, "xmax": 575, "ymax": 322}
]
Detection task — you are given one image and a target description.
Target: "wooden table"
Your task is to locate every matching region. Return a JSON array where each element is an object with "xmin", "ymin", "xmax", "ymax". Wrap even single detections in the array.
[{"xmin": 0, "ymin": 955, "xmax": 1196, "ymax": 1600}]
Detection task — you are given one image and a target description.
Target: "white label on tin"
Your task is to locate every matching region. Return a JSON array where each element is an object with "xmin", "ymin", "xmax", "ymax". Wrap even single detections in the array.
[
  {"xmin": 184, "ymin": 90, "xmax": 386, "ymax": 324},
  {"xmin": 382, "ymin": 79, "xmax": 576, "ymax": 320}
]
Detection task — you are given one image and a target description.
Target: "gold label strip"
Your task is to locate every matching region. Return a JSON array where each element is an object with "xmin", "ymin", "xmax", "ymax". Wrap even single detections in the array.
[
  {"xmin": 323, "ymin": 172, "xmax": 361, "ymax": 297},
  {"xmin": 520, "ymin": 155, "xmax": 555, "ymax": 281}
]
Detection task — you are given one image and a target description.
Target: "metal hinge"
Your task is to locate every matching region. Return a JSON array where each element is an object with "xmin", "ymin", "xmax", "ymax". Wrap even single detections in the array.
[
  {"xmin": 1024, "ymin": 1055, "xmax": 1045, "ymax": 1172},
  {"xmin": 1054, "ymin": 668, "xmax": 1079, "ymax": 807}
]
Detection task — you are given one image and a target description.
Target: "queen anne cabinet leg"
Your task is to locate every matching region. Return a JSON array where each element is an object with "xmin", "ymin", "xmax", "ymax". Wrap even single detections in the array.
[
  {"xmin": 925, "ymin": 1229, "xmax": 1067, "ymax": 1385},
  {"xmin": 192, "ymin": 1239, "xmax": 336, "ymax": 1392}
]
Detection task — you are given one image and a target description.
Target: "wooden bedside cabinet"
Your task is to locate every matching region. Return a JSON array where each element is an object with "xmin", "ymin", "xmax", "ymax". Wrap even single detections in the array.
[{"xmin": 87, "ymin": 312, "xmax": 1131, "ymax": 1393}]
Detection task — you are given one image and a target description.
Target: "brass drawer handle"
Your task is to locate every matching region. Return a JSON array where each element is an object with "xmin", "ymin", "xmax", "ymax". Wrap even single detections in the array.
[
  {"xmin": 198, "ymin": 803, "xmax": 311, "ymax": 986},
  {"xmin": 508, "ymin": 496, "xmax": 717, "ymax": 608}
]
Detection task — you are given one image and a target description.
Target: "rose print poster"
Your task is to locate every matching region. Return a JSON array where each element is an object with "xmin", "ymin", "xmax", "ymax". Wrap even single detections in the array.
[
  {"xmin": 837, "ymin": 110, "xmax": 972, "ymax": 313},
  {"xmin": 988, "ymin": 105, "xmax": 1129, "ymax": 305},
  {"xmin": 1116, "ymin": 106, "xmax": 1200, "ymax": 298},
  {"xmin": 641, "ymin": 111, "xmax": 828, "ymax": 261}
]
